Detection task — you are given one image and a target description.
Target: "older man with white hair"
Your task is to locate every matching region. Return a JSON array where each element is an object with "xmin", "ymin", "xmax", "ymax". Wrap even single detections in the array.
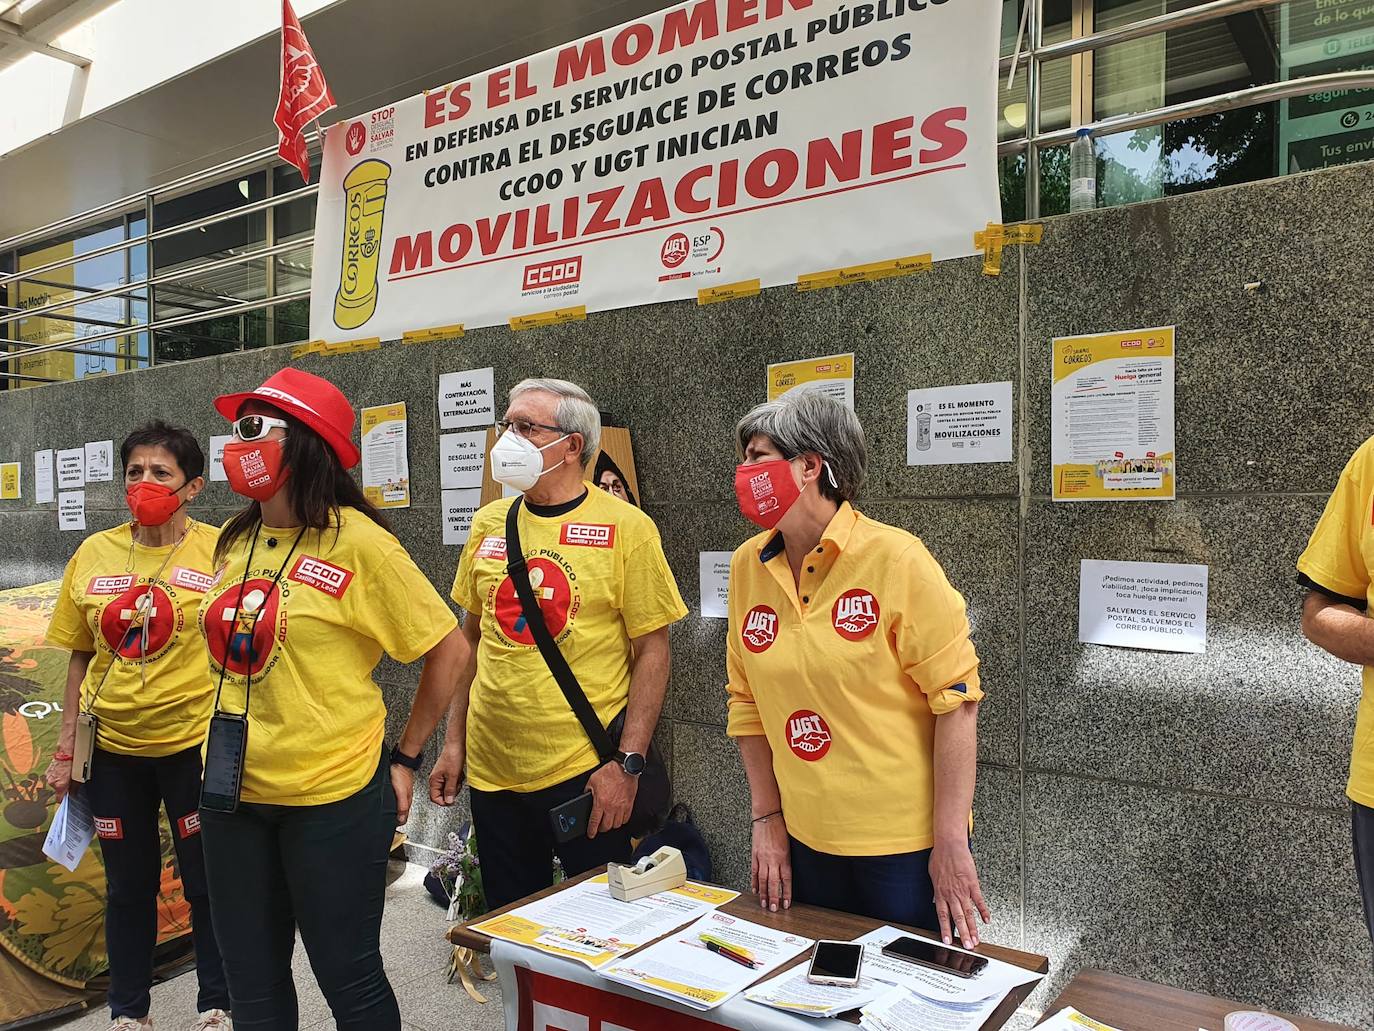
[{"xmin": 430, "ymin": 378, "xmax": 687, "ymax": 907}]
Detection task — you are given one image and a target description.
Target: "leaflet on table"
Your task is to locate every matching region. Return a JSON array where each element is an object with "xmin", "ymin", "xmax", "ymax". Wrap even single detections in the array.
[
  {"xmin": 469, "ymin": 875, "xmax": 738, "ymax": 969},
  {"xmin": 746, "ymin": 968, "xmax": 895, "ymax": 1018},
  {"xmin": 859, "ymin": 985, "xmax": 1000, "ymax": 1031},
  {"xmin": 1034, "ymin": 1007, "xmax": 1123, "ymax": 1031},
  {"xmin": 599, "ymin": 910, "xmax": 813, "ymax": 1011},
  {"xmin": 855, "ymin": 927, "xmax": 1042, "ymax": 1004}
]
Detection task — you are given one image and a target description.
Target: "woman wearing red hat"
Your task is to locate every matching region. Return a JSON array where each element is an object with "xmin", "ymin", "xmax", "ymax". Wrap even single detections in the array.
[
  {"xmin": 45, "ymin": 421, "xmax": 231, "ymax": 1031},
  {"xmin": 197, "ymin": 368, "xmax": 467, "ymax": 1031}
]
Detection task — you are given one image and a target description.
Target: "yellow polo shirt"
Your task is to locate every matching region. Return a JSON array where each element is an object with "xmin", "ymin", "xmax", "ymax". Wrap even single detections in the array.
[
  {"xmin": 1296, "ymin": 436, "xmax": 1374, "ymax": 807},
  {"xmin": 726, "ymin": 503, "xmax": 982, "ymax": 856},
  {"xmin": 199, "ymin": 507, "xmax": 457, "ymax": 805},
  {"xmin": 451, "ymin": 488, "xmax": 687, "ymax": 793},
  {"xmin": 47, "ymin": 520, "xmax": 220, "ymax": 757}
]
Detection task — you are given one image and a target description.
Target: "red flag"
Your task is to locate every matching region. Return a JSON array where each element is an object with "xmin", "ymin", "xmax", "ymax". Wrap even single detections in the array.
[{"xmin": 274, "ymin": 0, "xmax": 336, "ymax": 183}]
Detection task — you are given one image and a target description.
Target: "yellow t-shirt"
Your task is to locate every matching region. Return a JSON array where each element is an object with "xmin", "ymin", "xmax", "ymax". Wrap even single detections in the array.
[
  {"xmin": 726, "ymin": 503, "xmax": 982, "ymax": 856},
  {"xmin": 199, "ymin": 507, "xmax": 457, "ymax": 805},
  {"xmin": 1296, "ymin": 436, "xmax": 1374, "ymax": 807},
  {"xmin": 451, "ymin": 488, "xmax": 687, "ymax": 793},
  {"xmin": 46, "ymin": 520, "xmax": 220, "ymax": 757}
]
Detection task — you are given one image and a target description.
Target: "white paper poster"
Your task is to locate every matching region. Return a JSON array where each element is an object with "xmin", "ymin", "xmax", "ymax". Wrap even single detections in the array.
[
  {"xmin": 1078, "ymin": 559, "xmax": 1208, "ymax": 655},
  {"xmin": 34, "ymin": 449, "xmax": 55, "ymax": 503},
  {"xmin": 208, "ymin": 435, "xmax": 231, "ymax": 482},
  {"xmin": 438, "ymin": 368, "xmax": 496, "ymax": 431},
  {"xmin": 58, "ymin": 491, "xmax": 86, "ymax": 531},
  {"xmin": 440, "ymin": 430, "xmax": 489, "ymax": 489},
  {"xmin": 56, "ymin": 448, "xmax": 84, "ymax": 489},
  {"xmin": 309, "ymin": 1, "xmax": 999, "ymax": 342},
  {"xmin": 698, "ymin": 551, "xmax": 732, "ymax": 619},
  {"xmin": 907, "ymin": 381, "xmax": 1013, "ymax": 466},
  {"xmin": 442, "ymin": 487, "xmax": 483, "ymax": 546},
  {"xmin": 360, "ymin": 402, "xmax": 411, "ymax": 508},
  {"xmin": 768, "ymin": 353, "xmax": 855, "ymax": 410},
  {"xmin": 84, "ymin": 440, "xmax": 114, "ymax": 482}
]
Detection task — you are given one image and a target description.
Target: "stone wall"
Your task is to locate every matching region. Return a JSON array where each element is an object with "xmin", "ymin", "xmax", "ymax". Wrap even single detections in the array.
[{"xmin": 3, "ymin": 159, "xmax": 1373, "ymax": 1025}]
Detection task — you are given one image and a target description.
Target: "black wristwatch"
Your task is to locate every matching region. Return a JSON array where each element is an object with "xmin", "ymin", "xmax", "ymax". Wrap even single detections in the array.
[
  {"xmin": 390, "ymin": 744, "xmax": 422, "ymax": 771},
  {"xmin": 614, "ymin": 750, "xmax": 646, "ymax": 777}
]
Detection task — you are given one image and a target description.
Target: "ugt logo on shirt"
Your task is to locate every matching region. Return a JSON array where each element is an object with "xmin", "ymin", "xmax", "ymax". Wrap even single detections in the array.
[
  {"xmin": 833, "ymin": 589, "xmax": 880, "ymax": 640},
  {"xmin": 742, "ymin": 605, "xmax": 778, "ymax": 653},
  {"xmin": 786, "ymin": 710, "xmax": 832, "ymax": 761}
]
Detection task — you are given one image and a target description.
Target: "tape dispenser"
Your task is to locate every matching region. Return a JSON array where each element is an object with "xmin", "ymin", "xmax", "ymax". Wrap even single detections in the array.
[{"xmin": 607, "ymin": 846, "xmax": 687, "ymax": 902}]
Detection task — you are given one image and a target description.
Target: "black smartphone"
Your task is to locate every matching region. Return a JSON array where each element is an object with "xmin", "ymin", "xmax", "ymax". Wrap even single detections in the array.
[
  {"xmin": 807, "ymin": 940, "xmax": 864, "ymax": 987},
  {"xmin": 881, "ymin": 935, "xmax": 988, "ymax": 979},
  {"xmin": 200, "ymin": 712, "xmax": 248, "ymax": 814},
  {"xmin": 548, "ymin": 791, "xmax": 594, "ymax": 843}
]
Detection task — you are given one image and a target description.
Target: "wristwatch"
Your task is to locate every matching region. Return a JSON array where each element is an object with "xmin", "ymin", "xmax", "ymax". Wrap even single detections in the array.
[
  {"xmin": 614, "ymin": 750, "xmax": 646, "ymax": 777},
  {"xmin": 390, "ymin": 744, "xmax": 423, "ymax": 771}
]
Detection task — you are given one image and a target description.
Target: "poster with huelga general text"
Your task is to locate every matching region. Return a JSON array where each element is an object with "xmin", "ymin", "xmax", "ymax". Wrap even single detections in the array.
[
  {"xmin": 1051, "ymin": 327, "xmax": 1176, "ymax": 502},
  {"xmin": 309, "ymin": 0, "xmax": 999, "ymax": 341}
]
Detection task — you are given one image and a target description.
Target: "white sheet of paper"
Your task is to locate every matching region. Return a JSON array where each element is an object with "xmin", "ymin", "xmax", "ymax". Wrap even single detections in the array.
[
  {"xmin": 360, "ymin": 404, "xmax": 411, "ymax": 508},
  {"xmin": 859, "ymin": 987, "xmax": 999, "ymax": 1031},
  {"xmin": 854, "ymin": 927, "xmax": 1041, "ymax": 1005},
  {"xmin": 84, "ymin": 440, "xmax": 114, "ymax": 482},
  {"xmin": 42, "ymin": 792, "xmax": 94, "ymax": 872},
  {"xmin": 209, "ymin": 435, "xmax": 231, "ymax": 482},
  {"xmin": 1034, "ymin": 1007, "xmax": 1124, "ymax": 1031},
  {"xmin": 56, "ymin": 448, "xmax": 84, "ymax": 489},
  {"xmin": 34, "ymin": 449, "xmax": 55, "ymax": 503},
  {"xmin": 907, "ymin": 382, "xmax": 1014, "ymax": 466},
  {"xmin": 58, "ymin": 491, "xmax": 86, "ymax": 531},
  {"xmin": 442, "ymin": 488, "xmax": 483, "ymax": 546},
  {"xmin": 470, "ymin": 875, "xmax": 739, "ymax": 970},
  {"xmin": 1078, "ymin": 559, "xmax": 1209, "ymax": 655},
  {"xmin": 438, "ymin": 368, "xmax": 495, "ymax": 430},
  {"xmin": 698, "ymin": 551, "xmax": 733, "ymax": 619},
  {"xmin": 600, "ymin": 910, "xmax": 813, "ymax": 1010},
  {"xmin": 746, "ymin": 968, "xmax": 893, "ymax": 1018},
  {"xmin": 440, "ymin": 430, "xmax": 489, "ymax": 490}
]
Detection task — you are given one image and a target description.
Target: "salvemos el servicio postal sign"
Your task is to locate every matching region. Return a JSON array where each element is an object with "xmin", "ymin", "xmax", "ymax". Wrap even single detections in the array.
[{"xmin": 309, "ymin": 0, "xmax": 1000, "ymax": 340}]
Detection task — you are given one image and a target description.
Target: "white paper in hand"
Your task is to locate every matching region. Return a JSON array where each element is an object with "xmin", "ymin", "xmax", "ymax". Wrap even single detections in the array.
[{"xmin": 43, "ymin": 792, "xmax": 95, "ymax": 872}]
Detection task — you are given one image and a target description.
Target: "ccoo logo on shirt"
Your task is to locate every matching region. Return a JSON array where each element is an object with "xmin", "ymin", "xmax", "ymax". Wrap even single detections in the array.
[
  {"xmin": 741, "ymin": 605, "xmax": 778, "ymax": 653},
  {"xmin": 832, "ymin": 589, "xmax": 880, "ymax": 640},
  {"xmin": 786, "ymin": 709, "xmax": 832, "ymax": 761}
]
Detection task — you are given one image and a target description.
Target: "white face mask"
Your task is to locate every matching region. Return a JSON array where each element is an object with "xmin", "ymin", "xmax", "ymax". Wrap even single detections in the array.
[{"xmin": 489, "ymin": 429, "xmax": 569, "ymax": 492}]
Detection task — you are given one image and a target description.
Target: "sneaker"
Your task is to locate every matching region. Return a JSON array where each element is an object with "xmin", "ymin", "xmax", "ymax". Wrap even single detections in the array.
[
  {"xmin": 108, "ymin": 1018, "xmax": 151, "ymax": 1031},
  {"xmin": 191, "ymin": 1010, "xmax": 231, "ymax": 1030}
]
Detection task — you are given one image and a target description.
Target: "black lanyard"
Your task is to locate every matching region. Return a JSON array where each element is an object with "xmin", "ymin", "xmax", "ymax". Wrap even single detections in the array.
[{"xmin": 211, "ymin": 523, "xmax": 306, "ymax": 718}]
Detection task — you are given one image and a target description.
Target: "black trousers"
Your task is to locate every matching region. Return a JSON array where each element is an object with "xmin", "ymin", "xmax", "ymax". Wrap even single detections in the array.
[
  {"xmin": 789, "ymin": 837, "xmax": 940, "ymax": 930},
  {"xmin": 470, "ymin": 767, "xmax": 633, "ymax": 910},
  {"xmin": 1354, "ymin": 801, "xmax": 1374, "ymax": 944},
  {"xmin": 83, "ymin": 745, "xmax": 229, "ymax": 1020},
  {"xmin": 200, "ymin": 752, "xmax": 398, "ymax": 1031}
]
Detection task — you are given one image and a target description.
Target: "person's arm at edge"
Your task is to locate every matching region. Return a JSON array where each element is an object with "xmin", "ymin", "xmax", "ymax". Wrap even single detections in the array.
[
  {"xmin": 429, "ymin": 612, "xmax": 481, "ymax": 807},
  {"xmin": 931, "ymin": 699, "xmax": 990, "ymax": 947},
  {"xmin": 738, "ymin": 732, "xmax": 791, "ymax": 912},
  {"xmin": 392, "ymin": 622, "xmax": 470, "ymax": 825},
  {"xmin": 1302, "ymin": 590, "xmax": 1374, "ymax": 666},
  {"xmin": 46, "ymin": 650, "xmax": 93, "ymax": 802}
]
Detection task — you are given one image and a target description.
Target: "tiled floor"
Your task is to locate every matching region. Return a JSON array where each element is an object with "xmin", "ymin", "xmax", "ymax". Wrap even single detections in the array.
[{"xmin": 35, "ymin": 862, "xmax": 505, "ymax": 1031}]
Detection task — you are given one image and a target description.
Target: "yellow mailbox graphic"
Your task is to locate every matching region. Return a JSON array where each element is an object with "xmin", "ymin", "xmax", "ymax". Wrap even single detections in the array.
[{"xmin": 334, "ymin": 159, "xmax": 392, "ymax": 330}]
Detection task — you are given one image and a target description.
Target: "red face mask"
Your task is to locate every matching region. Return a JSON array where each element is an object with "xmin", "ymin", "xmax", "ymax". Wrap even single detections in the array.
[
  {"xmin": 735, "ymin": 459, "xmax": 802, "ymax": 530},
  {"xmin": 125, "ymin": 481, "xmax": 186, "ymax": 526},
  {"xmin": 223, "ymin": 440, "xmax": 286, "ymax": 502}
]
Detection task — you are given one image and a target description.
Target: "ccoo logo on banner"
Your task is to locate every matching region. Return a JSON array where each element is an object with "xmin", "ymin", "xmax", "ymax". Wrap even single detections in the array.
[{"xmin": 309, "ymin": 0, "xmax": 999, "ymax": 341}]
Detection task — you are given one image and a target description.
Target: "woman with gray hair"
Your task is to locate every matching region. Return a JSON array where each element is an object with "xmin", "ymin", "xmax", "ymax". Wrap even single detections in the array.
[{"xmin": 724, "ymin": 390, "xmax": 991, "ymax": 947}]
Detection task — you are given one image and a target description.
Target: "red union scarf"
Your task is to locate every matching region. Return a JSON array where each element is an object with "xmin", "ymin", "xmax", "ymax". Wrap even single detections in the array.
[{"xmin": 274, "ymin": 0, "xmax": 336, "ymax": 183}]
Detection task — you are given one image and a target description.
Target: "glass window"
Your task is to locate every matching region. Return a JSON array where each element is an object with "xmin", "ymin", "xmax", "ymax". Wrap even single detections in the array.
[{"xmin": 1278, "ymin": 0, "xmax": 1374, "ymax": 174}]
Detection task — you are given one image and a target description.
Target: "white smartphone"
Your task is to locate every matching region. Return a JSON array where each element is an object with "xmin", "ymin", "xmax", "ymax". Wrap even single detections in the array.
[{"xmin": 806, "ymin": 940, "xmax": 863, "ymax": 987}]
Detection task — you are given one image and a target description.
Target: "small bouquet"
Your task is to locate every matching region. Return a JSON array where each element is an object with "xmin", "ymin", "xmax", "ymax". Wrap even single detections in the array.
[{"xmin": 428, "ymin": 823, "xmax": 485, "ymax": 922}]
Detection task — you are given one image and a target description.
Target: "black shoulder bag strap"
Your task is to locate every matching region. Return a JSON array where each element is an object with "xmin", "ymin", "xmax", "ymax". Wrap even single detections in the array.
[{"xmin": 505, "ymin": 497, "xmax": 616, "ymax": 762}]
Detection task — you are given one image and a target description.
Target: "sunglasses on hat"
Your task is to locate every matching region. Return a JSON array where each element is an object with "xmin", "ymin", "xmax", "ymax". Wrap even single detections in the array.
[{"xmin": 232, "ymin": 415, "xmax": 290, "ymax": 442}]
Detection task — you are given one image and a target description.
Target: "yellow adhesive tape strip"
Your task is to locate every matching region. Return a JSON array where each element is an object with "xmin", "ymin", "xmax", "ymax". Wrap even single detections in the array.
[
  {"xmin": 1005, "ymin": 223, "xmax": 1044, "ymax": 245},
  {"xmin": 402, "ymin": 323, "xmax": 465, "ymax": 343},
  {"xmin": 799, "ymin": 254, "xmax": 933, "ymax": 292},
  {"xmin": 698, "ymin": 279, "xmax": 761, "ymax": 305},
  {"xmin": 510, "ymin": 305, "xmax": 587, "ymax": 331},
  {"xmin": 321, "ymin": 337, "xmax": 381, "ymax": 355},
  {"xmin": 290, "ymin": 340, "xmax": 324, "ymax": 359}
]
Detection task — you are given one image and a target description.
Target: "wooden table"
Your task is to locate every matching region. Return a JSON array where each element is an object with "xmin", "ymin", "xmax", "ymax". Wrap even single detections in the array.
[
  {"xmin": 1039, "ymin": 969, "xmax": 1360, "ymax": 1031},
  {"xmin": 452, "ymin": 867, "xmax": 1049, "ymax": 1029}
]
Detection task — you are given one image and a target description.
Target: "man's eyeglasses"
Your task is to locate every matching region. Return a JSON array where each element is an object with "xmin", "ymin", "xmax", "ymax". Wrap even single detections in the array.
[
  {"xmin": 232, "ymin": 415, "xmax": 290, "ymax": 442},
  {"xmin": 498, "ymin": 418, "xmax": 567, "ymax": 438}
]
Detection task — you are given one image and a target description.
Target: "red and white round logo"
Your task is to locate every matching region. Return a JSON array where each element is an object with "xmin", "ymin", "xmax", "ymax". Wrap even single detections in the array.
[
  {"xmin": 494, "ymin": 558, "xmax": 572, "ymax": 646},
  {"xmin": 203, "ymin": 579, "xmax": 283, "ymax": 677},
  {"xmin": 832, "ymin": 589, "xmax": 880, "ymax": 641},
  {"xmin": 741, "ymin": 605, "xmax": 779, "ymax": 653},
  {"xmin": 345, "ymin": 121, "xmax": 366, "ymax": 156},
  {"xmin": 660, "ymin": 233, "xmax": 690, "ymax": 269},
  {"xmin": 100, "ymin": 585, "xmax": 177, "ymax": 660},
  {"xmin": 786, "ymin": 710, "xmax": 832, "ymax": 761}
]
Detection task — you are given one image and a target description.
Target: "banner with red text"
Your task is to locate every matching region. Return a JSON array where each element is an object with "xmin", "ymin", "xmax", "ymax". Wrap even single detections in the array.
[{"xmin": 309, "ymin": 0, "xmax": 999, "ymax": 341}]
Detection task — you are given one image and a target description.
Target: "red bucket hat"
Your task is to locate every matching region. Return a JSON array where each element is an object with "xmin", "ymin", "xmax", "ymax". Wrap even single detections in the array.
[{"xmin": 214, "ymin": 368, "xmax": 361, "ymax": 470}]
